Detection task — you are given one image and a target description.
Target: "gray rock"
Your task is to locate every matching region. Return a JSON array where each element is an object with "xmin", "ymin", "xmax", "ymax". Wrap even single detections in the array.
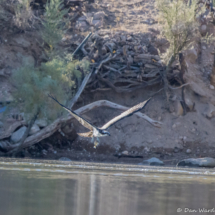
[
  {"xmin": 42, "ymin": 149, "xmax": 47, "ymax": 156},
  {"xmin": 35, "ymin": 119, "xmax": 48, "ymax": 128},
  {"xmin": 29, "ymin": 124, "xmax": 40, "ymax": 135},
  {"xmin": 177, "ymin": 157, "xmax": 215, "ymax": 168},
  {"xmin": 93, "ymin": 11, "xmax": 106, "ymax": 20},
  {"xmin": 0, "ymin": 121, "xmax": 3, "ymax": 128},
  {"xmin": 139, "ymin": 157, "xmax": 164, "ymax": 166},
  {"xmin": 0, "ymin": 92, "xmax": 14, "ymax": 103},
  {"xmin": 0, "ymin": 140, "xmax": 10, "ymax": 149},
  {"xmin": 122, "ymin": 151, "xmax": 128, "ymax": 155},
  {"xmin": 185, "ymin": 47, "xmax": 198, "ymax": 63},
  {"xmin": 59, "ymin": 157, "xmax": 71, "ymax": 161},
  {"xmin": 200, "ymin": 24, "xmax": 207, "ymax": 34},
  {"xmin": 14, "ymin": 37, "xmax": 30, "ymax": 48},
  {"xmin": 92, "ymin": 19, "xmax": 103, "ymax": 28},
  {"xmin": 186, "ymin": 149, "xmax": 192, "ymax": 154},
  {"xmin": 11, "ymin": 126, "xmax": 27, "ymax": 143},
  {"xmin": 174, "ymin": 147, "xmax": 180, "ymax": 153},
  {"xmin": 77, "ymin": 15, "xmax": 87, "ymax": 21},
  {"xmin": 75, "ymin": 21, "xmax": 88, "ymax": 32}
]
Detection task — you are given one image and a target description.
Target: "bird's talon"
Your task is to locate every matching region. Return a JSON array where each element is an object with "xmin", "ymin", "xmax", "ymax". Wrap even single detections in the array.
[{"xmin": 94, "ymin": 141, "xmax": 99, "ymax": 149}]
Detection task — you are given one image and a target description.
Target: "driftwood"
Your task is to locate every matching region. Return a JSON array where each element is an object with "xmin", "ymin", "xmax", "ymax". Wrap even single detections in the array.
[
  {"xmin": 4, "ymin": 100, "xmax": 162, "ymax": 153},
  {"xmin": 95, "ymin": 53, "xmax": 118, "ymax": 74},
  {"xmin": 9, "ymin": 108, "xmax": 40, "ymax": 156},
  {"xmin": 0, "ymin": 121, "xmax": 26, "ymax": 140},
  {"xmin": 68, "ymin": 69, "xmax": 93, "ymax": 109}
]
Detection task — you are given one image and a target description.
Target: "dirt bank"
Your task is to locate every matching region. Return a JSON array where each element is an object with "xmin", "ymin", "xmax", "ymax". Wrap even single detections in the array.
[{"xmin": 1, "ymin": 0, "xmax": 215, "ymax": 166}]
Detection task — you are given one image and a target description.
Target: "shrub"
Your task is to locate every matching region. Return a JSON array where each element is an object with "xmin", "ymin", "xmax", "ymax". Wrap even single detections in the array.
[
  {"xmin": 10, "ymin": 58, "xmax": 89, "ymax": 121},
  {"xmin": 41, "ymin": 0, "xmax": 70, "ymax": 51},
  {"xmin": 155, "ymin": 0, "xmax": 203, "ymax": 64},
  {"xmin": 14, "ymin": 0, "xmax": 33, "ymax": 30}
]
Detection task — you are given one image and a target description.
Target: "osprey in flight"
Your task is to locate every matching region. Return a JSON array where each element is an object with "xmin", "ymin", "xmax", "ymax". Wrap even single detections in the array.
[{"xmin": 49, "ymin": 95, "xmax": 151, "ymax": 148}]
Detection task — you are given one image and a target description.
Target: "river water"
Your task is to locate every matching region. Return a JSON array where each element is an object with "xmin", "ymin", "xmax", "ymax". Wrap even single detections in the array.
[{"xmin": 0, "ymin": 159, "xmax": 215, "ymax": 215}]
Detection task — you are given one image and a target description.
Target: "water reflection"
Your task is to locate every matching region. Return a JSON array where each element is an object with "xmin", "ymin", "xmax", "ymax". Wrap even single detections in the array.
[{"xmin": 0, "ymin": 164, "xmax": 215, "ymax": 215}]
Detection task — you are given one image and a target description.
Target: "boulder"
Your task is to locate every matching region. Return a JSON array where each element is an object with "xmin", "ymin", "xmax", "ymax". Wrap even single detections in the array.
[
  {"xmin": 177, "ymin": 157, "xmax": 215, "ymax": 168},
  {"xmin": 185, "ymin": 47, "xmax": 198, "ymax": 63},
  {"xmin": 29, "ymin": 124, "xmax": 40, "ymax": 135},
  {"xmin": 11, "ymin": 126, "xmax": 27, "ymax": 143},
  {"xmin": 35, "ymin": 119, "xmax": 48, "ymax": 128}
]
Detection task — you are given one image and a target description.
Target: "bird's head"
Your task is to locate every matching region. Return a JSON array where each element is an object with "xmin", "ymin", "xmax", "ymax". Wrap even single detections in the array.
[{"xmin": 100, "ymin": 130, "xmax": 111, "ymax": 136}]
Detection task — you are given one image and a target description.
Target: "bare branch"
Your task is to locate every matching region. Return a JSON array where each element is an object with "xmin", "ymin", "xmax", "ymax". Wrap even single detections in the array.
[{"xmin": 5, "ymin": 100, "xmax": 162, "ymax": 153}]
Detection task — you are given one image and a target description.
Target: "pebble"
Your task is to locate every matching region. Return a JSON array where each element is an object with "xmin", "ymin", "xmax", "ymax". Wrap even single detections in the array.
[
  {"xmin": 122, "ymin": 151, "xmax": 128, "ymax": 155},
  {"xmin": 186, "ymin": 149, "xmax": 192, "ymax": 154}
]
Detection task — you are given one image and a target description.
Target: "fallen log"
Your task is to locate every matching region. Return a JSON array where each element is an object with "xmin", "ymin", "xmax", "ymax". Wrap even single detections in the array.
[{"xmin": 4, "ymin": 100, "xmax": 162, "ymax": 153}]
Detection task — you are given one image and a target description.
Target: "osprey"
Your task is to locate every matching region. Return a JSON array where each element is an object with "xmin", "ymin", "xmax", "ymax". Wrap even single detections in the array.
[{"xmin": 49, "ymin": 95, "xmax": 151, "ymax": 148}]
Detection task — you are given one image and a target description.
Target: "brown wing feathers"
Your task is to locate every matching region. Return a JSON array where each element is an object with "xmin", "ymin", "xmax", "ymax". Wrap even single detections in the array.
[
  {"xmin": 48, "ymin": 94, "xmax": 95, "ymax": 131},
  {"xmin": 49, "ymin": 94, "xmax": 151, "ymax": 136}
]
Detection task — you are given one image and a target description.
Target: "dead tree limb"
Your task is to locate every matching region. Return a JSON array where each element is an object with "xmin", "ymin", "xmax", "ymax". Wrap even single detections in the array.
[
  {"xmin": 7, "ymin": 108, "xmax": 40, "ymax": 156},
  {"xmin": 95, "ymin": 54, "xmax": 118, "ymax": 74},
  {"xmin": 72, "ymin": 32, "xmax": 92, "ymax": 57},
  {"xmin": 0, "ymin": 121, "xmax": 26, "ymax": 140},
  {"xmin": 5, "ymin": 100, "xmax": 161, "ymax": 153},
  {"xmin": 68, "ymin": 69, "xmax": 93, "ymax": 109}
]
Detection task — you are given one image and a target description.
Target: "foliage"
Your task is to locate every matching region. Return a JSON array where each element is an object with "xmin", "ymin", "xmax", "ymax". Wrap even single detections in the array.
[
  {"xmin": 14, "ymin": 0, "xmax": 33, "ymax": 30},
  {"xmin": 10, "ymin": 58, "xmax": 89, "ymax": 121},
  {"xmin": 41, "ymin": 0, "xmax": 70, "ymax": 51},
  {"xmin": 155, "ymin": 0, "xmax": 204, "ymax": 63},
  {"xmin": 5, "ymin": 0, "xmax": 90, "ymax": 124}
]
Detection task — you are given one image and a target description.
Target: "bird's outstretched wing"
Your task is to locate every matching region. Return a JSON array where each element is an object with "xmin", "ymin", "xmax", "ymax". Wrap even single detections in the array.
[
  {"xmin": 77, "ymin": 131, "xmax": 93, "ymax": 137},
  {"xmin": 100, "ymin": 98, "xmax": 151, "ymax": 130},
  {"xmin": 48, "ymin": 94, "xmax": 96, "ymax": 131}
]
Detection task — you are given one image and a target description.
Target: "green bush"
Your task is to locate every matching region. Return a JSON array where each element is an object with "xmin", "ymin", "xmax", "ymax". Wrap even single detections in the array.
[
  {"xmin": 10, "ymin": 58, "xmax": 89, "ymax": 121},
  {"xmin": 155, "ymin": 0, "xmax": 204, "ymax": 63},
  {"xmin": 41, "ymin": 0, "xmax": 70, "ymax": 51}
]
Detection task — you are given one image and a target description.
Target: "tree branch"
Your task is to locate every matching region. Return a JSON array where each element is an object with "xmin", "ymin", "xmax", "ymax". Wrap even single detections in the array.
[{"xmin": 4, "ymin": 100, "xmax": 161, "ymax": 153}]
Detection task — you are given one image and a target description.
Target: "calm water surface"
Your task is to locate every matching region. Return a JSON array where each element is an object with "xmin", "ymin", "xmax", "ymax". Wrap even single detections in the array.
[{"xmin": 0, "ymin": 160, "xmax": 215, "ymax": 215}]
